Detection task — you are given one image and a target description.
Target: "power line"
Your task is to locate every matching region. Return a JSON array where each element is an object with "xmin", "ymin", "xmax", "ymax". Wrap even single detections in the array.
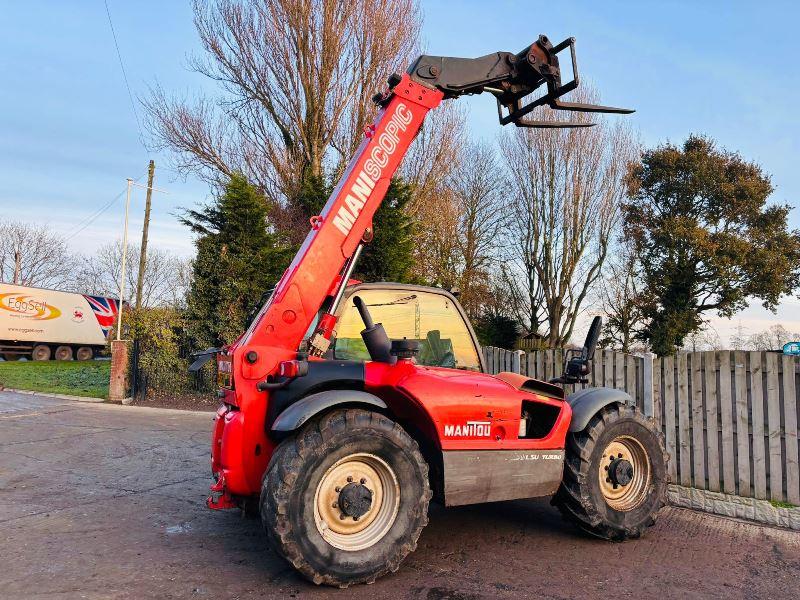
[
  {"xmin": 64, "ymin": 189, "xmax": 125, "ymax": 241},
  {"xmin": 103, "ymin": 0, "xmax": 145, "ymax": 148},
  {"xmin": 64, "ymin": 173, "xmax": 146, "ymax": 241}
]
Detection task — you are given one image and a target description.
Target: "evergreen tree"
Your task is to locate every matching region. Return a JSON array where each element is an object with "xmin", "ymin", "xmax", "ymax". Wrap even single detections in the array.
[
  {"xmin": 294, "ymin": 172, "xmax": 330, "ymax": 219},
  {"xmin": 354, "ymin": 178, "xmax": 418, "ymax": 283},
  {"xmin": 295, "ymin": 174, "xmax": 418, "ymax": 284},
  {"xmin": 624, "ymin": 135, "xmax": 800, "ymax": 355},
  {"xmin": 473, "ymin": 313, "xmax": 521, "ymax": 350},
  {"xmin": 182, "ymin": 174, "xmax": 293, "ymax": 347}
]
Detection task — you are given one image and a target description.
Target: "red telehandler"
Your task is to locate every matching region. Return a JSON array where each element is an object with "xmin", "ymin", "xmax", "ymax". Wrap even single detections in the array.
[{"xmin": 195, "ymin": 35, "xmax": 668, "ymax": 587}]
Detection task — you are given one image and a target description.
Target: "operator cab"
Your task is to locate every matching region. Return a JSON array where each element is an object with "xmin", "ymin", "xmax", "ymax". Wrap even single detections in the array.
[{"xmin": 328, "ymin": 283, "xmax": 485, "ymax": 372}]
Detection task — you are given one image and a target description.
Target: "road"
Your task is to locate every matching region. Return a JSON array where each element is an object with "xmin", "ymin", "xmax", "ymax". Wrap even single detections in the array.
[{"xmin": 0, "ymin": 390, "xmax": 798, "ymax": 599}]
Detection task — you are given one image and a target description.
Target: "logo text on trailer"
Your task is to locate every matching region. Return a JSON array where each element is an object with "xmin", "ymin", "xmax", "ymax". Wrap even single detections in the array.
[
  {"xmin": 0, "ymin": 294, "xmax": 61, "ymax": 321},
  {"xmin": 332, "ymin": 103, "xmax": 413, "ymax": 236},
  {"xmin": 444, "ymin": 421, "xmax": 491, "ymax": 437}
]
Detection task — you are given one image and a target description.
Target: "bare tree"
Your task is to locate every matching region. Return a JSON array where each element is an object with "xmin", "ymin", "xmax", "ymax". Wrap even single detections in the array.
[
  {"xmin": 730, "ymin": 322, "xmax": 750, "ymax": 350},
  {"xmin": 447, "ymin": 142, "xmax": 505, "ymax": 317},
  {"xmin": 599, "ymin": 239, "xmax": 643, "ymax": 352},
  {"xmin": 411, "ymin": 186, "xmax": 462, "ymax": 289},
  {"xmin": 496, "ymin": 256, "xmax": 545, "ymax": 336},
  {"xmin": 401, "ymin": 103, "xmax": 467, "ymax": 219},
  {"xmin": 746, "ymin": 324, "xmax": 800, "ymax": 351},
  {"xmin": 400, "ymin": 105, "xmax": 478, "ymax": 291},
  {"xmin": 498, "ymin": 88, "xmax": 636, "ymax": 346},
  {"xmin": 681, "ymin": 323, "xmax": 723, "ymax": 352},
  {"xmin": 0, "ymin": 220, "xmax": 75, "ymax": 288},
  {"xmin": 144, "ymin": 0, "xmax": 420, "ymax": 206},
  {"xmin": 73, "ymin": 241, "xmax": 190, "ymax": 308}
]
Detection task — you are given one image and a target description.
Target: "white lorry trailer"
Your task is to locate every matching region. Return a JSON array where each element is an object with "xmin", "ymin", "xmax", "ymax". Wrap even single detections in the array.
[{"xmin": 0, "ymin": 283, "xmax": 121, "ymax": 361}]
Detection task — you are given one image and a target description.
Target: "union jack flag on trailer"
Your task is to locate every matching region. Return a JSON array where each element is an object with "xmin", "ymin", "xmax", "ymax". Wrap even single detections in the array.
[{"xmin": 82, "ymin": 295, "xmax": 121, "ymax": 338}]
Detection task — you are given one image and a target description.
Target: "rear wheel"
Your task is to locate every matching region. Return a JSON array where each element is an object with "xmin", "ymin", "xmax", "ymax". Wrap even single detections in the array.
[
  {"xmin": 31, "ymin": 345, "xmax": 52, "ymax": 361},
  {"xmin": 553, "ymin": 403, "xmax": 667, "ymax": 540},
  {"xmin": 76, "ymin": 347, "xmax": 94, "ymax": 361},
  {"xmin": 55, "ymin": 346, "xmax": 73, "ymax": 361},
  {"xmin": 260, "ymin": 408, "xmax": 431, "ymax": 587},
  {"xmin": 2, "ymin": 353, "xmax": 21, "ymax": 361}
]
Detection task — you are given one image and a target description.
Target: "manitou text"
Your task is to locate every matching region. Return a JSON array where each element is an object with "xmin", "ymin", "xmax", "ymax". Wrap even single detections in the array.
[{"xmin": 444, "ymin": 421, "xmax": 492, "ymax": 437}]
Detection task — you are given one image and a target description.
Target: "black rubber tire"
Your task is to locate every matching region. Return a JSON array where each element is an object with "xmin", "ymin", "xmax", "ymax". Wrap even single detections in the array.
[
  {"xmin": 2, "ymin": 353, "xmax": 21, "ymax": 361},
  {"xmin": 76, "ymin": 347, "xmax": 94, "ymax": 361},
  {"xmin": 553, "ymin": 403, "xmax": 668, "ymax": 541},
  {"xmin": 55, "ymin": 346, "xmax": 73, "ymax": 361},
  {"xmin": 260, "ymin": 408, "xmax": 431, "ymax": 587},
  {"xmin": 31, "ymin": 344, "xmax": 51, "ymax": 361}
]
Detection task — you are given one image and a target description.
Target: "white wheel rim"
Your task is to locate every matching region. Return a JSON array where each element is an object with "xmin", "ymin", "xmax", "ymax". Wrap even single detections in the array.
[
  {"xmin": 599, "ymin": 435, "xmax": 652, "ymax": 511},
  {"xmin": 313, "ymin": 453, "xmax": 400, "ymax": 551}
]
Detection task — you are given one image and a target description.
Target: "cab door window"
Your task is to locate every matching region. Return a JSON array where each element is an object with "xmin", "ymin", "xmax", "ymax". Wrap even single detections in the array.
[{"xmin": 333, "ymin": 289, "xmax": 481, "ymax": 371}]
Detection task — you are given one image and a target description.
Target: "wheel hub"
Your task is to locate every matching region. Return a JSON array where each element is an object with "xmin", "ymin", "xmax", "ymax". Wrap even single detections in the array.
[
  {"xmin": 608, "ymin": 458, "xmax": 633, "ymax": 486},
  {"xmin": 338, "ymin": 482, "xmax": 373, "ymax": 518},
  {"xmin": 598, "ymin": 436, "xmax": 652, "ymax": 511},
  {"xmin": 314, "ymin": 453, "xmax": 400, "ymax": 551}
]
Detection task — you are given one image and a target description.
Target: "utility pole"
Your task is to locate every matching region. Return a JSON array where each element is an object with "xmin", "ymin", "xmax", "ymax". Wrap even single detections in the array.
[
  {"xmin": 135, "ymin": 160, "xmax": 155, "ymax": 308},
  {"xmin": 115, "ymin": 174, "xmax": 167, "ymax": 342},
  {"xmin": 12, "ymin": 251, "xmax": 21, "ymax": 285},
  {"xmin": 117, "ymin": 178, "xmax": 133, "ymax": 342}
]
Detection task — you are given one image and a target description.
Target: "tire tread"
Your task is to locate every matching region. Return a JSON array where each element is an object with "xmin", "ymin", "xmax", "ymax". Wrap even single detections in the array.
[
  {"xmin": 260, "ymin": 408, "xmax": 430, "ymax": 587},
  {"xmin": 553, "ymin": 403, "xmax": 668, "ymax": 541}
]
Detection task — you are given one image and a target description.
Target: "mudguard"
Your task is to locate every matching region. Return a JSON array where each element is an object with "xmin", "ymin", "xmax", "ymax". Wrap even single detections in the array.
[
  {"xmin": 271, "ymin": 390, "xmax": 387, "ymax": 433},
  {"xmin": 567, "ymin": 387, "xmax": 632, "ymax": 432}
]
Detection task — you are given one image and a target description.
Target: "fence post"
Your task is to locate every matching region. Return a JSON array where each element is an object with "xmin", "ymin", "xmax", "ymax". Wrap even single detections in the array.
[
  {"xmin": 484, "ymin": 347, "xmax": 491, "ymax": 373},
  {"xmin": 511, "ymin": 350, "xmax": 524, "ymax": 374},
  {"xmin": 640, "ymin": 352, "xmax": 655, "ymax": 420}
]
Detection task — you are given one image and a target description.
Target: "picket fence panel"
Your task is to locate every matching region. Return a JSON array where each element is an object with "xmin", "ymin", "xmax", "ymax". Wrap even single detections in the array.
[{"xmin": 481, "ymin": 346, "xmax": 800, "ymax": 504}]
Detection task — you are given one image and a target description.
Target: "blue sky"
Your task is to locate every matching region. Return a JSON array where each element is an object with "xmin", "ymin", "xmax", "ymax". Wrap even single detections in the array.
[{"xmin": 1, "ymin": 1, "xmax": 798, "ymax": 341}]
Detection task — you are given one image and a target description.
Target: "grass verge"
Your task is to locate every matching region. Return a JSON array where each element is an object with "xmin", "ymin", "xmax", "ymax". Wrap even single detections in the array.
[{"xmin": 0, "ymin": 360, "xmax": 110, "ymax": 399}]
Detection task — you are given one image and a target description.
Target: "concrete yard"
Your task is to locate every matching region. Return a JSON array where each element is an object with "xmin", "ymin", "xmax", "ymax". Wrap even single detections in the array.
[{"xmin": 1, "ymin": 390, "xmax": 798, "ymax": 599}]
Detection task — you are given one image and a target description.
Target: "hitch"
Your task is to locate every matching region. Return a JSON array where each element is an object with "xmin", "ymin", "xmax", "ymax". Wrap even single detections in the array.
[
  {"xmin": 207, "ymin": 474, "xmax": 238, "ymax": 510},
  {"xmin": 407, "ymin": 35, "xmax": 633, "ymax": 129}
]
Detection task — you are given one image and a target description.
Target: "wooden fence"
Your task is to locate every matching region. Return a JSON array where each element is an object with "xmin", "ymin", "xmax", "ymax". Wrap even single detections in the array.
[{"xmin": 482, "ymin": 347, "xmax": 800, "ymax": 505}]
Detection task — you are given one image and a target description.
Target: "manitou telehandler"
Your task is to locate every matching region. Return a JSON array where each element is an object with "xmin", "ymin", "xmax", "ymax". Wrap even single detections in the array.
[{"xmin": 197, "ymin": 35, "xmax": 668, "ymax": 587}]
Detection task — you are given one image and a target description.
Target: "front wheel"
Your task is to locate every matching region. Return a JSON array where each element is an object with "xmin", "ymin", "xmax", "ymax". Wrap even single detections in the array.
[
  {"xmin": 260, "ymin": 408, "xmax": 431, "ymax": 587},
  {"xmin": 553, "ymin": 403, "xmax": 667, "ymax": 540}
]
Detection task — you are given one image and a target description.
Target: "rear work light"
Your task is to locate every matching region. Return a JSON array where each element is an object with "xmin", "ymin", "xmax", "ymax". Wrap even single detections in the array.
[{"xmin": 278, "ymin": 359, "xmax": 309, "ymax": 378}]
